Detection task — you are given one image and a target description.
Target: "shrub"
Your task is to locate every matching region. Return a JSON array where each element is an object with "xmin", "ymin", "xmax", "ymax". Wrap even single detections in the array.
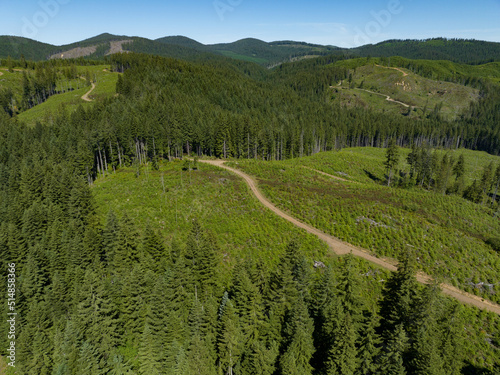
[{"xmin": 485, "ymin": 237, "xmax": 500, "ymax": 252}]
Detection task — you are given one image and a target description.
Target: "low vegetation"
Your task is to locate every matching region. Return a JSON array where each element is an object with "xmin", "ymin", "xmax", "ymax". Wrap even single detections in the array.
[{"xmin": 227, "ymin": 147, "xmax": 500, "ymax": 303}]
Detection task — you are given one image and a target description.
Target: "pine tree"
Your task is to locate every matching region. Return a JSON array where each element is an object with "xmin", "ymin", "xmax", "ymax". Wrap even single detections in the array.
[
  {"xmin": 409, "ymin": 284, "xmax": 445, "ymax": 375},
  {"xmin": 138, "ymin": 323, "xmax": 161, "ymax": 375},
  {"xmin": 452, "ymin": 154, "xmax": 465, "ymax": 179},
  {"xmin": 463, "ymin": 180, "xmax": 483, "ymax": 203},
  {"xmin": 406, "ymin": 143, "xmax": 418, "ymax": 180},
  {"xmin": 279, "ymin": 294, "xmax": 315, "ymax": 375},
  {"xmin": 113, "ymin": 213, "xmax": 141, "ymax": 271},
  {"xmin": 439, "ymin": 303, "xmax": 465, "ymax": 375},
  {"xmin": 75, "ymin": 341, "xmax": 102, "ymax": 375},
  {"xmin": 325, "ymin": 313, "xmax": 357, "ymax": 375},
  {"xmin": 217, "ymin": 298, "xmax": 243, "ymax": 375},
  {"xmin": 356, "ymin": 312, "xmax": 381, "ymax": 375},
  {"xmin": 103, "ymin": 210, "xmax": 120, "ymax": 266},
  {"xmin": 142, "ymin": 224, "xmax": 167, "ymax": 270},
  {"xmin": 376, "ymin": 324, "xmax": 408, "ymax": 375},
  {"xmin": 379, "ymin": 250, "xmax": 419, "ymax": 341},
  {"xmin": 186, "ymin": 299, "xmax": 217, "ymax": 375},
  {"xmin": 338, "ymin": 253, "xmax": 362, "ymax": 319},
  {"xmin": 108, "ymin": 352, "xmax": 134, "ymax": 375},
  {"xmin": 491, "ymin": 164, "xmax": 500, "ymax": 206},
  {"xmin": 480, "ymin": 162, "xmax": 494, "ymax": 201},
  {"xmin": 385, "ymin": 138, "xmax": 400, "ymax": 186}
]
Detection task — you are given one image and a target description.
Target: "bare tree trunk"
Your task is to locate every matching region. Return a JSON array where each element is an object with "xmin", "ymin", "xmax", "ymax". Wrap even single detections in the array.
[
  {"xmin": 98, "ymin": 147, "xmax": 105, "ymax": 178},
  {"xmin": 116, "ymin": 142, "xmax": 122, "ymax": 168}
]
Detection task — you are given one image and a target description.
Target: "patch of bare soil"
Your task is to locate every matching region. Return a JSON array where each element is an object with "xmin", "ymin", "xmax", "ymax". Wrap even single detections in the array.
[
  {"xmin": 50, "ymin": 46, "xmax": 97, "ymax": 60},
  {"xmin": 106, "ymin": 40, "xmax": 133, "ymax": 55},
  {"xmin": 81, "ymin": 82, "xmax": 96, "ymax": 102}
]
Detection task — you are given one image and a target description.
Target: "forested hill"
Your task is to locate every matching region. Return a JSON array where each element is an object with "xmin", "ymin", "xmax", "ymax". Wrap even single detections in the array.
[
  {"xmin": 353, "ymin": 38, "xmax": 500, "ymax": 65},
  {"xmin": 1, "ymin": 34, "xmax": 500, "ymax": 66}
]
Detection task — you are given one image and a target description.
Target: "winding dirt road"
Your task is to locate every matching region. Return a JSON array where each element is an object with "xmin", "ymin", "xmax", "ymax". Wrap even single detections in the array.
[
  {"xmin": 355, "ymin": 88, "xmax": 412, "ymax": 108},
  {"xmin": 81, "ymin": 82, "xmax": 95, "ymax": 102},
  {"xmin": 201, "ymin": 159, "xmax": 500, "ymax": 314},
  {"xmin": 375, "ymin": 64, "xmax": 409, "ymax": 77}
]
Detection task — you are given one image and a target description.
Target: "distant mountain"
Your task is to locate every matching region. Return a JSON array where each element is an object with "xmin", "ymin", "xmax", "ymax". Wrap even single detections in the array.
[
  {"xmin": 1, "ymin": 34, "xmax": 499, "ymax": 66},
  {"xmin": 155, "ymin": 36, "xmax": 209, "ymax": 51},
  {"xmin": 0, "ymin": 35, "xmax": 56, "ymax": 60}
]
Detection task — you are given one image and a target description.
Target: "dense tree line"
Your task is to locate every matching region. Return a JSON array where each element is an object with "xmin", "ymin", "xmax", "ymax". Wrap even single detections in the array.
[
  {"xmin": 382, "ymin": 141, "xmax": 500, "ymax": 211},
  {"xmin": 354, "ymin": 38, "xmax": 500, "ymax": 65}
]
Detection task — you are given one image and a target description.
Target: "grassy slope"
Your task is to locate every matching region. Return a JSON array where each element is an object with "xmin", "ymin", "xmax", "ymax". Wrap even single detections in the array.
[
  {"xmin": 91, "ymin": 153, "xmax": 500, "ymax": 369},
  {"xmin": 227, "ymin": 148, "xmax": 500, "ymax": 304},
  {"xmin": 330, "ymin": 62, "xmax": 480, "ymax": 120},
  {"xmin": 11, "ymin": 65, "xmax": 119, "ymax": 125},
  {"xmin": 92, "ymin": 160, "xmax": 330, "ymax": 277}
]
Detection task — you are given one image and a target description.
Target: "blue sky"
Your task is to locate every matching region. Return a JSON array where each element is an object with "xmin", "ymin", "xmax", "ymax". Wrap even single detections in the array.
[{"xmin": 1, "ymin": 0, "xmax": 499, "ymax": 47}]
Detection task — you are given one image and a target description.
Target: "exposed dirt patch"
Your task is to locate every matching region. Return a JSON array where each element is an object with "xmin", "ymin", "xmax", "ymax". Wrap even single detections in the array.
[
  {"xmin": 50, "ymin": 46, "xmax": 97, "ymax": 60},
  {"xmin": 106, "ymin": 40, "xmax": 133, "ymax": 55},
  {"xmin": 81, "ymin": 82, "xmax": 95, "ymax": 102},
  {"xmin": 375, "ymin": 64, "xmax": 409, "ymax": 77},
  {"xmin": 200, "ymin": 159, "xmax": 500, "ymax": 315}
]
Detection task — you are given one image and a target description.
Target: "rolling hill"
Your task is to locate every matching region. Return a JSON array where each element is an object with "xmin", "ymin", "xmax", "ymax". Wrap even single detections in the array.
[{"xmin": 2, "ymin": 34, "xmax": 500, "ymax": 67}]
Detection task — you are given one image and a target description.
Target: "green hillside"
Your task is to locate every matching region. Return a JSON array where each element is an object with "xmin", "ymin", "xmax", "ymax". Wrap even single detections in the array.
[
  {"xmin": 330, "ymin": 61, "xmax": 480, "ymax": 120},
  {"xmin": 0, "ymin": 35, "xmax": 56, "ymax": 60},
  {"xmin": 3, "ymin": 34, "xmax": 499, "ymax": 67},
  {"xmin": 226, "ymin": 147, "xmax": 500, "ymax": 306},
  {"xmin": 354, "ymin": 38, "xmax": 500, "ymax": 64},
  {"xmin": 0, "ymin": 63, "xmax": 119, "ymax": 124}
]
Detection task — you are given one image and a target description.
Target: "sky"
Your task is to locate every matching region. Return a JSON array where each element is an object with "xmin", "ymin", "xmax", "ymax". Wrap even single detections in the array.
[{"xmin": 1, "ymin": 0, "xmax": 500, "ymax": 47}]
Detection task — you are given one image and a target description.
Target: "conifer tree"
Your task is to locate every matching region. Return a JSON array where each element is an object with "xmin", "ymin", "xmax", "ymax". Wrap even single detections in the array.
[
  {"xmin": 279, "ymin": 294, "xmax": 315, "ymax": 375},
  {"xmin": 338, "ymin": 253, "xmax": 362, "ymax": 319},
  {"xmin": 376, "ymin": 324, "xmax": 408, "ymax": 375},
  {"xmin": 217, "ymin": 298, "xmax": 243, "ymax": 375},
  {"xmin": 139, "ymin": 323, "xmax": 161, "ymax": 375},
  {"xmin": 240, "ymin": 338, "xmax": 279, "ymax": 375},
  {"xmin": 142, "ymin": 224, "xmax": 167, "ymax": 270},
  {"xmin": 379, "ymin": 250, "xmax": 420, "ymax": 336},
  {"xmin": 409, "ymin": 284, "xmax": 445, "ymax": 375},
  {"xmin": 325, "ymin": 313, "xmax": 357, "ymax": 375},
  {"xmin": 480, "ymin": 162, "xmax": 494, "ymax": 200},
  {"xmin": 75, "ymin": 341, "xmax": 102, "ymax": 375},
  {"xmin": 385, "ymin": 138, "xmax": 400, "ymax": 186},
  {"xmin": 103, "ymin": 210, "xmax": 120, "ymax": 265},
  {"xmin": 491, "ymin": 163, "xmax": 500, "ymax": 206},
  {"xmin": 439, "ymin": 303, "xmax": 465, "ymax": 375},
  {"xmin": 186, "ymin": 299, "xmax": 217, "ymax": 375},
  {"xmin": 356, "ymin": 312, "xmax": 381, "ymax": 375}
]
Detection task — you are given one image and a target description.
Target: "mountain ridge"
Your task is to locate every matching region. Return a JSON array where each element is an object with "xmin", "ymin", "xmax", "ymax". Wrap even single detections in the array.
[{"xmin": 1, "ymin": 33, "xmax": 500, "ymax": 65}]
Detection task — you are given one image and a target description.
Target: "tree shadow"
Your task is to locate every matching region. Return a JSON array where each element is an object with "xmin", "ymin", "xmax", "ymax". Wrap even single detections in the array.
[
  {"xmin": 461, "ymin": 362, "xmax": 498, "ymax": 375},
  {"xmin": 363, "ymin": 169, "xmax": 382, "ymax": 183}
]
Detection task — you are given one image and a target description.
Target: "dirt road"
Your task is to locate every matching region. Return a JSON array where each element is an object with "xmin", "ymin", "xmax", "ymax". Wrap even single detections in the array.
[
  {"xmin": 304, "ymin": 166, "xmax": 357, "ymax": 183},
  {"xmin": 375, "ymin": 64, "xmax": 409, "ymax": 77},
  {"xmin": 355, "ymin": 88, "xmax": 412, "ymax": 108},
  {"xmin": 200, "ymin": 159, "xmax": 500, "ymax": 314},
  {"xmin": 81, "ymin": 82, "xmax": 95, "ymax": 102}
]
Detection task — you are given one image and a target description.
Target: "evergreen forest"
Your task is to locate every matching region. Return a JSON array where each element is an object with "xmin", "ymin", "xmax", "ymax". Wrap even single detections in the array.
[{"xmin": 0, "ymin": 39, "xmax": 499, "ymax": 374}]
